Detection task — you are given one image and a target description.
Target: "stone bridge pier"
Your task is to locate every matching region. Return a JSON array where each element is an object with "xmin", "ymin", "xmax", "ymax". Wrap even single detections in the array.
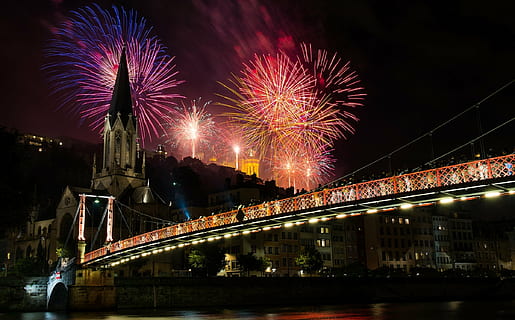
[
  {"xmin": 47, "ymin": 257, "xmax": 76, "ymax": 310},
  {"xmin": 47, "ymin": 257, "xmax": 115, "ymax": 310}
]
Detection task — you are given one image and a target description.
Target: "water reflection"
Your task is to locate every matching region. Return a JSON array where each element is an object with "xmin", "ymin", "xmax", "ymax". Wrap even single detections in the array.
[{"xmin": 3, "ymin": 301, "xmax": 515, "ymax": 320}]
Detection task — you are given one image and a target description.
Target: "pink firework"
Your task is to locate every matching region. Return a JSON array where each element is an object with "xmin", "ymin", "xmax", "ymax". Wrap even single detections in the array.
[
  {"xmin": 167, "ymin": 99, "xmax": 216, "ymax": 160},
  {"xmin": 273, "ymin": 144, "xmax": 335, "ymax": 191},
  {"xmin": 45, "ymin": 4, "xmax": 184, "ymax": 145},
  {"xmin": 218, "ymin": 45, "xmax": 365, "ymax": 188},
  {"xmin": 300, "ymin": 43, "xmax": 366, "ymax": 134},
  {"xmin": 219, "ymin": 52, "xmax": 317, "ymax": 155}
]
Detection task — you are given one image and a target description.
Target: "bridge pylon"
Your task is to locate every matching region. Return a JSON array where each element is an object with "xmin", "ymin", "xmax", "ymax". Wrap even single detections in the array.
[{"xmin": 77, "ymin": 240, "xmax": 86, "ymax": 264}]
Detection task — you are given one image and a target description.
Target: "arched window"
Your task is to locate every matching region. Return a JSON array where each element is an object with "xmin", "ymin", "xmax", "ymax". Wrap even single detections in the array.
[
  {"xmin": 125, "ymin": 136, "xmax": 131, "ymax": 168},
  {"xmin": 114, "ymin": 131, "xmax": 121, "ymax": 166},
  {"xmin": 105, "ymin": 134, "xmax": 110, "ymax": 169}
]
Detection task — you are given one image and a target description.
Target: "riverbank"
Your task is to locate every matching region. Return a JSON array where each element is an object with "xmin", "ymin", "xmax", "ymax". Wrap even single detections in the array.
[
  {"xmin": 114, "ymin": 277, "xmax": 515, "ymax": 310},
  {"xmin": 2, "ymin": 276, "xmax": 515, "ymax": 311}
]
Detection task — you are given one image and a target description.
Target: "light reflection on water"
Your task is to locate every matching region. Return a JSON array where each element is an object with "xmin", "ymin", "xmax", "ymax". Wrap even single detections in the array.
[{"xmin": 3, "ymin": 301, "xmax": 515, "ymax": 320}]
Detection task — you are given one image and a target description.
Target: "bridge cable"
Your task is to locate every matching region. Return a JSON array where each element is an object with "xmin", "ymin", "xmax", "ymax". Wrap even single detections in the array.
[
  {"xmin": 421, "ymin": 117, "xmax": 515, "ymax": 169},
  {"xmin": 325, "ymin": 79, "xmax": 515, "ymax": 187},
  {"xmin": 115, "ymin": 200, "xmax": 175, "ymax": 225},
  {"xmin": 63, "ymin": 203, "xmax": 81, "ymax": 251},
  {"xmin": 115, "ymin": 201, "xmax": 134, "ymax": 238},
  {"xmin": 91, "ymin": 205, "xmax": 109, "ymax": 251}
]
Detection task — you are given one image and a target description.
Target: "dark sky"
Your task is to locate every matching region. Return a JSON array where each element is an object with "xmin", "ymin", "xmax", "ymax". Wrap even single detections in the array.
[{"xmin": 1, "ymin": 0, "xmax": 514, "ymax": 176}]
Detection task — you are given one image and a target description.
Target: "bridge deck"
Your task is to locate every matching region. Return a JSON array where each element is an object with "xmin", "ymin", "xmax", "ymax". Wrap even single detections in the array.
[{"xmin": 83, "ymin": 154, "xmax": 515, "ymax": 266}]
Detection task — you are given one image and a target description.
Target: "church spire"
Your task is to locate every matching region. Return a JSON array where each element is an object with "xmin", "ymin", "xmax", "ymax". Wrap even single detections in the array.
[{"xmin": 109, "ymin": 46, "xmax": 134, "ymax": 127}]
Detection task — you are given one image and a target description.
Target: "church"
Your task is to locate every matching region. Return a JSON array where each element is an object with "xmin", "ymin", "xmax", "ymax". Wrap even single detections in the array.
[{"xmin": 10, "ymin": 48, "xmax": 176, "ymax": 270}]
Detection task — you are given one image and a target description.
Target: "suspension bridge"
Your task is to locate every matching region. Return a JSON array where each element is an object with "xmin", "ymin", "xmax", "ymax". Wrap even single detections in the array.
[{"xmin": 80, "ymin": 153, "xmax": 515, "ymax": 267}]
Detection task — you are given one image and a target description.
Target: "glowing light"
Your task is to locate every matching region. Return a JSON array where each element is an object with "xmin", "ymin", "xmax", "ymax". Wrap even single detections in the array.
[
  {"xmin": 233, "ymin": 145, "xmax": 240, "ymax": 170},
  {"xmin": 224, "ymin": 234, "xmax": 232, "ymax": 238},
  {"xmin": 308, "ymin": 218, "xmax": 319, "ymax": 224},
  {"xmin": 262, "ymin": 227, "xmax": 271, "ymax": 231},
  {"xmin": 484, "ymin": 191, "xmax": 501, "ymax": 198},
  {"xmin": 439, "ymin": 197, "xmax": 454, "ymax": 204},
  {"xmin": 242, "ymin": 230, "xmax": 251, "ymax": 234},
  {"xmin": 284, "ymin": 222, "xmax": 294, "ymax": 228},
  {"xmin": 45, "ymin": 4, "xmax": 184, "ymax": 145},
  {"xmin": 336, "ymin": 214, "xmax": 346, "ymax": 219},
  {"xmin": 366, "ymin": 209, "xmax": 378, "ymax": 214},
  {"xmin": 400, "ymin": 203, "xmax": 413, "ymax": 209}
]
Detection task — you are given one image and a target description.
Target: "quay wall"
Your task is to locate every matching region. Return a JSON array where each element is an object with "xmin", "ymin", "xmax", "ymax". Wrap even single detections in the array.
[
  {"xmin": 2, "ymin": 277, "xmax": 514, "ymax": 311},
  {"xmin": 114, "ymin": 277, "xmax": 515, "ymax": 309},
  {"xmin": 0, "ymin": 277, "xmax": 47, "ymax": 311}
]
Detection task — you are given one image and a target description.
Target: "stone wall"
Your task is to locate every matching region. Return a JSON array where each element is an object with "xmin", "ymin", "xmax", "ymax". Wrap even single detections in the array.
[
  {"xmin": 115, "ymin": 277, "xmax": 515, "ymax": 309},
  {"xmin": 68, "ymin": 285, "xmax": 116, "ymax": 310},
  {"xmin": 0, "ymin": 277, "xmax": 47, "ymax": 311}
]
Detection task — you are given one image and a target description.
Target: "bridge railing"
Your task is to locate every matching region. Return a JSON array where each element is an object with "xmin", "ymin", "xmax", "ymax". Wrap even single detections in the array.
[{"xmin": 83, "ymin": 154, "xmax": 514, "ymax": 264}]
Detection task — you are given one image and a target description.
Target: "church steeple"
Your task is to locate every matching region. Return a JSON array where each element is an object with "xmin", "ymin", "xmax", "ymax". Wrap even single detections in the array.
[
  {"xmin": 92, "ymin": 47, "xmax": 145, "ymax": 198},
  {"xmin": 108, "ymin": 46, "xmax": 134, "ymax": 127}
]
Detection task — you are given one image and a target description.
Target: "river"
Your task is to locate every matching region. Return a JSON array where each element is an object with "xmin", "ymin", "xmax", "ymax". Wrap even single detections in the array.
[{"xmin": 3, "ymin": 301, "xmax": 515, "ymax": 320}]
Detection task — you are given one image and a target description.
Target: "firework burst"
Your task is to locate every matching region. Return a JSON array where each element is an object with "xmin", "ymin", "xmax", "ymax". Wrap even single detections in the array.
[
  {"xmin": 44, "ymin": 4, "xmax": 184, "ymax": 145},
  {"xmin": 273, "ymin": 144, "xmax": 335, "ymax": 191},
  {"xmin": 219, "ymin": 52, "xmax": 317, "ymax": 155},
  {"xmin": 219, "ymin": 45, "xmax": 365, "ymax": 189},
  {"xmin": 166, "ymin": 99, "xmax": 216, "ymax": 160},
  {"xmin": 300, "ymin": 43, "xmax": 366, "ymax": 134}
]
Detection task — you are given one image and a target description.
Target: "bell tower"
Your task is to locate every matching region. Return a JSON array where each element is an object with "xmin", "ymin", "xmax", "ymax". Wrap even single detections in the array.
[{"xmin": 92, "ymin": 47, "xmax": 145, "ymax": 197}]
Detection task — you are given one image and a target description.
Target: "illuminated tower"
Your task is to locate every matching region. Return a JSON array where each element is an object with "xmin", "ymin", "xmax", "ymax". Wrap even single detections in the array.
[
  {"xmin": 241, "ymin": 149, "xmax": 260, "ymax": 177},
  {"xmin": 92, "ymin": 48, "xmax": 145, "ymax": 197}
]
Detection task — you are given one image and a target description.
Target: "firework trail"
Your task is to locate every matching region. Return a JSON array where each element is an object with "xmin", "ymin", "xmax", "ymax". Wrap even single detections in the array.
[
  {"xmin": 166, "ymin": 99, "xmax": 216, "ymax": 160},
  {"xmin": 44, "ymin": 4, "xmax": 184, "ymax": 145},
  {"xmin": 300, "ymin": 43, "xmax": 366, "ymax": 135},
  {"xmin": 211, "ymin": 124, "xmax": 248, "ymax": 167}
]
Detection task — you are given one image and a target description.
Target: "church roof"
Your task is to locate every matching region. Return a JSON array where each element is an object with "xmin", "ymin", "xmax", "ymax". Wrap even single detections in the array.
[
  {"xmin": 132, "ymin": 184, "xmax": 157, "ymax": 204},
  {"xmin": 109, "ymin": 47, "xmax": 134, "ymax": 127}
]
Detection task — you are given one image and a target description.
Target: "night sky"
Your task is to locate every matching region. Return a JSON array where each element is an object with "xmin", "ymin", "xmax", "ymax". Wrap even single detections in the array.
[{"xmin": 1, "ymin": 0, "xmax": 514, "ymax": 177}]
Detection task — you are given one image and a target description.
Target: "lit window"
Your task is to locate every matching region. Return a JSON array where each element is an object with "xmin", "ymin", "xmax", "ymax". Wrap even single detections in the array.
[
  {"xmin": 405, "ymin": 218, "xmax": 410, "ymax": 224},
  {"xmin": 320, "ymin": 227, "xmax": 329, "ymax": 234},
  {"xmin": 317, "ymin": 239, "xmax": 330, "ymax": 247}
]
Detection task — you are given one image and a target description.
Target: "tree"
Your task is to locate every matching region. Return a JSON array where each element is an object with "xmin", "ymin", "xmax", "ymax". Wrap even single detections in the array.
[
  {"xmin": 257, "ymin": 256, "xmax": 271, "ymax": 273},
  {"xmin": 188, "ymin": 249, "xmax": 206, "ymax": 276},
  {"xmin": 238, "ymin": 253, "xmax": 272, "ymax": 276},
  {"xmin": 237, "ymin": 253, "xmax": 258, "ymax": 276},
  {"xmin": 295, "ymin": 246, "xmax": 323, "ymax": 276},
  {"xmin": 187, "ymin": 244, "xmax": 226, "ymax": 277}
]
